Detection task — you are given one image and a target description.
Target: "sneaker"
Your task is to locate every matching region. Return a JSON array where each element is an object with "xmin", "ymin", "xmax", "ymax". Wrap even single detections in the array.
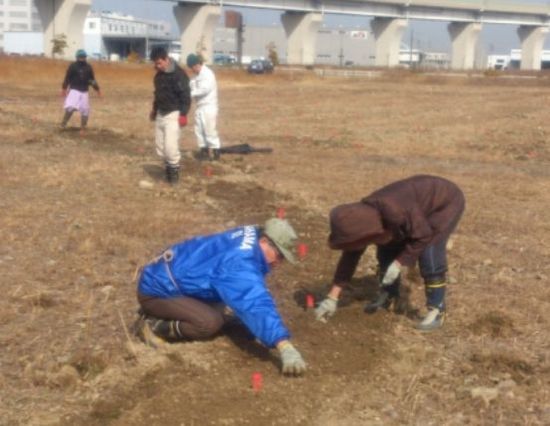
[
  {"xmin": 415, "ymin": 308, "xmax": 445, "ymax": 331},
  {"xmin": 135, "ymin": 316, "xmax": 168, "ymax": 348},
  {"xmin": 364, "ymin": 291, "xmax": 392, "ymax": 314}
]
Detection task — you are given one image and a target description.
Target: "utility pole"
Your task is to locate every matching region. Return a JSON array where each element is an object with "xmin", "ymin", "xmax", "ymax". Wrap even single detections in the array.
[
  {"xmin": 339, "ymin": 28, "xmax": 345, "ymax": 67},
  {"xmin": 409, "ymin": 28, "xmax": 414, "ymax": 69},
  {"xmin": 52, "ymin": 0, "xmax": 56, "ymax": 57},
  {"xmin": 145, "ymin": 22, "xmax": 149, "ymax": 60},
  {"xmin": 237, "ymin": 20, "xmax": 244, "ymax": 65}
]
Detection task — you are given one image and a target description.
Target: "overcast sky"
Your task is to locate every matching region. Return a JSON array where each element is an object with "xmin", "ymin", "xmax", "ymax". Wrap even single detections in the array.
[{"xmin": 92, "ymin": 0, "xmax": 550, "ymax": 54}]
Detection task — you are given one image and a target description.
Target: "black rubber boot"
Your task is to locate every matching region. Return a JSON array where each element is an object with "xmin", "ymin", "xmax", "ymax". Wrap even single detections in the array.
[
  {"xmin": 60, "ymin": 110, "xmax": 73, "ymax": 129},
  {"xmin": 364, "ymin": 290, "xmax": 392, "ymax": 314},
  {"xmin": 80, "ymin": 115, "xmax": 89, "ymax": 130},
  {"xmin": 166, "ymin": 165, "xmax": 180, "ymax": 184},
  {"xmin": 212, "ymin": 149, "xmax": 221, "ymax": 161},
  {"xmin": 149, "ymin": 318, "xmax": 183, "ymax": 340},
  {"xmin": 198, "ymin": 147, "xmax": 210, "ymax": 161},
  {"xmin": 135, "ymin": 315, "xmax": 183, "ymax": 346},
  {"xmin": 364, "ymin": 279, "xmax": 401, "ymax": 313}
]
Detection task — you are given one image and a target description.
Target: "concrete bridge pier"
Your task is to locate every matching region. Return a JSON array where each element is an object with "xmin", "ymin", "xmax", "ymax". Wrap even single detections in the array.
[
  {"xmin": 518, "ymin": 25, "xmax": 549, "ymax": 70},
  {"xmin": 281, "ymin": 12, "xmax": 323, "ymax": 65},
  {"xmin": 174, "ymin": 3, "xmax": 221, "ymax": 64},
  {"xmin": 371, "ymin": 18, "xmax": 407, "ymax": 67},
  {"xmin": 34, "ymin": 0, "xmax": 91, "ymax": 59},
  {"xmin": 448, "ymin": 22, "xmax": 482, "ymax": 70}
]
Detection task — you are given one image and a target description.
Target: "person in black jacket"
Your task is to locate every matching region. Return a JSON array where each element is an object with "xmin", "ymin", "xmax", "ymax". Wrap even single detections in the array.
[
  {"xmin": 149, "ymin": 47, "xmax": 191, "ymax": 184},
  {"xmin": 60, "ymin": 49, "xmax": 101, "ymax": 130}
]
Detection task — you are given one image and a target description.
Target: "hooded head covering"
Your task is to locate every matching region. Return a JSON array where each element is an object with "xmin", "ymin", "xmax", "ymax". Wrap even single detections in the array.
[{"xmin": 328, "ymin": 202, "xmax": 384, "ymax": 249}]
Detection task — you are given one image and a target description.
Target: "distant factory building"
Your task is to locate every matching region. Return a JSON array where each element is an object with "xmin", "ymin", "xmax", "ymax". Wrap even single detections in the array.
[
  {"xmin": 83, "ymin": 11, "xmax": 173, "ymax": 61},
  {"xmin": 213, "ymin": 25, "xmax": 376, "ymax": 66},
  {"xmin": 0, "ymin": 0, "xmax": 41, "ymax": 52},
  {"xmin": 1, "ymin": 7, "xmax": 173, "ymax": 61},
  {"xmin": 487, "ymin": 49, "xmax": 550, "ymax": 70},
  {"xmin": 213, "ymin": 24, "xmax": 450, "ymax": 69}
]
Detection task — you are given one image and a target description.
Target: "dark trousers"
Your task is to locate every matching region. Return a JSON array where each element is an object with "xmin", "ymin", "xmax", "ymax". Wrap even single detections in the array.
[
  {"xmin": 377, "ymin": 235, "xmax": 450, "ymax": 311},
  {"xmin": 138, "ymin": 292, "xmax": 225, "ymax": 340}
]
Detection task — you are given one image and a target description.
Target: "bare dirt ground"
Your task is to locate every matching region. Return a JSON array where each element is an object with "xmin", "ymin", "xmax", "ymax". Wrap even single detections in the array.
[{"xmin": 1, "ymin": 57, "xmax": 549, "ymax": 425}]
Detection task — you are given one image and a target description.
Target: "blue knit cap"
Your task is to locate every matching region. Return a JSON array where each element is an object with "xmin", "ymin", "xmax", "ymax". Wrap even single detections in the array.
[{"xmin": 76, "ymin": 49, "xmax": 87, "ymax": 58}]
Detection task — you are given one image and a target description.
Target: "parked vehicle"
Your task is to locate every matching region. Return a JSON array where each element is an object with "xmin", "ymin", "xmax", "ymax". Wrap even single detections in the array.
[
  {"xmin": 213, "ymin": 54, "xmax": 237, "ymax": 66},
  {"xmin": 247, "ymin": 59, "xmax": 274, "ymax": 74},
  {"xmin": 168, "ymin": 49, "xmax": 181, "ymax": 63},
  {"xmin": 90, "ymin": 52, "xmax": 107, "ymax": 61}
]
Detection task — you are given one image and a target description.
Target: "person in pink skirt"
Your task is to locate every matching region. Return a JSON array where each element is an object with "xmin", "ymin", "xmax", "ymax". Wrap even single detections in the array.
[{"xmin": 60, "ymin": 49, "xmax": 101, "ymax": 130}]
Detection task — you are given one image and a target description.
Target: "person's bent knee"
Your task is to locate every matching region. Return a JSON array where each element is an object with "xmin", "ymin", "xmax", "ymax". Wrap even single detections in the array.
[{"xmin": 193, "ymin": 313, "xmax": 224, "ymax": 339}]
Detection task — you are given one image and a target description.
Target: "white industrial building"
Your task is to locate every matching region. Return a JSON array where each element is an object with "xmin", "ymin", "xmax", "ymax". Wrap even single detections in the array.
[
  {"xmin": 487, "ymin": 54, "xmax": 512, "ymax": 70},
  {"xmin": 0, "ymin": 0, "xmax": 41, "ymax": 51},
  {"xmin": 83, "ymin": 11, "xmax": 173, "ymax": 60},
  {"xmin": 1, "ymin": 6, "xmax": 173, "ymax": 60},
  {"xmin": 487, "ymin": 49, "xmax": 550, "ymax": 69},
  {"xmin": 3, "ymin": 30, "xmax": 42, "ymax": 54}
]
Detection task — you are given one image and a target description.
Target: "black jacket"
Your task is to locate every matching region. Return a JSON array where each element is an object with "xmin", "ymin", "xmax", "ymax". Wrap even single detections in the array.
[
  {"xmin": 153, "ymin": 61, "xmax": 191, "ymax": 116},
  {"xmin": 62, "ymin": 61, "xmax": 99, "ymax": 92}
]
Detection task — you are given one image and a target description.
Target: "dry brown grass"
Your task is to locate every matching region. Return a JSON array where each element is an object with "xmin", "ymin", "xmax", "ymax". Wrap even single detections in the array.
[
  {"xmin": 0, "ymin": 55, "xmax": 152, "ymax": 87},
  {"xmin": 1, "ymin": 57, "xmax": 550, "ymax": 425}
]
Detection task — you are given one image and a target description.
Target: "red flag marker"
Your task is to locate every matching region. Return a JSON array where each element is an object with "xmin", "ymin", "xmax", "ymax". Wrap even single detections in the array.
[
  {"xmin": 306, "ymin": 294, "xmax": 314, "ymax": 309},
  {"xmin": 204, "ymin": 165, "xmax": 213, "ymax": 177},
  {"xmin": 297, "ymin": 243, "xmax": 308, "ymax": 260},
  {"xmin": 251, "ymin": 372, "xmax": 263, "ymax": 392},
  {"xmin": 276, "ymin": 207, "xmax": 286, "ymax": 219}
]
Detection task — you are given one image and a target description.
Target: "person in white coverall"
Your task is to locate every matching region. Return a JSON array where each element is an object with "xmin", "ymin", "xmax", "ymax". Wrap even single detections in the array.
[{"xmin": 186, "ymin": 54, "xmax": 222, "ymax": 161}]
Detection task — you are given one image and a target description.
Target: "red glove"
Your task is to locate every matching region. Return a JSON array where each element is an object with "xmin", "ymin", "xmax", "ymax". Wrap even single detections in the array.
[{"xmin": 178, "ymin": 115, "xmax": 188, "ymax": 127}]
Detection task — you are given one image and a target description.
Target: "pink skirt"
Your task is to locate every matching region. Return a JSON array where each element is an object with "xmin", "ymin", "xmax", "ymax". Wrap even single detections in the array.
[{"xmin": 64, "ymin": 89, "xmax": 90, "ymax": 116}]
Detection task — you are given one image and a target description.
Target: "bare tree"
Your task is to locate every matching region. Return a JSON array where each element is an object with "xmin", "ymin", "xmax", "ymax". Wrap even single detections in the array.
[
  {"xmin": 51, "ymin": 34, "xmax": 67, "ymax": 58},
  {"xmin": 266, "ymin": 42, "xmax": 279, "ymax": 66}
]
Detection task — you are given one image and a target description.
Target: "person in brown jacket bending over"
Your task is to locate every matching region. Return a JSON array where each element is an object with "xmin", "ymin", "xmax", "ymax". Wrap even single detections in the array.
[{"xmin": 315, "ymin": 175, "xmax": 465, "ymax": 331}]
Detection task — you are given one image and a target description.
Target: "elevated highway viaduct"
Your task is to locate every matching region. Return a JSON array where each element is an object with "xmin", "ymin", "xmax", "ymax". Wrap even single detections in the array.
[{"xmin": 37, "ymin": 0, "xmax": 550, "ymax": 69}]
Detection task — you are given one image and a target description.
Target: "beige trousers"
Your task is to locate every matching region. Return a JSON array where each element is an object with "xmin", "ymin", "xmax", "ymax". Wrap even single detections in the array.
[{"xmin": 155, "ymin": 111, "xmax": 181, "ymax": 166}]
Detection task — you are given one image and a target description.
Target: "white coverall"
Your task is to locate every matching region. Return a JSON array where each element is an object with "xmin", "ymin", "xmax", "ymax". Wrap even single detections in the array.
[{"xmin": 190, "ymin": 65, "xmax": 221, "ymax": 149}]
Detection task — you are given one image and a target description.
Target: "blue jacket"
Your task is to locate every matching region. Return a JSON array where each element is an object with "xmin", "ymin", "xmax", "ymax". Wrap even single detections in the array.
[{"xmin": 138, "ymin": 226, "xmax": 291, "ymax": 348}]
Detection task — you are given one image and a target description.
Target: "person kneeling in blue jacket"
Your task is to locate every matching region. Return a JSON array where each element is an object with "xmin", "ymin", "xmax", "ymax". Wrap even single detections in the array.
[{"xmin": 135, "ymin": 218, "xmax": 306, "ymax": 376}]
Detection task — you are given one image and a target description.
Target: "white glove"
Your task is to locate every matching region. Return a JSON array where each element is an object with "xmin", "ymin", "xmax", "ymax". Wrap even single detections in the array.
[
  {"xmin": 314, "ymin": 297, "xmax": 338, "ymax": 323},
  {"xmin": 279, "ymin": 342, "xmax": 307, "ymax": 376},
  {"xmin": 381, "ymin": 260, "xmax": 402, "ymax": 286}
]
